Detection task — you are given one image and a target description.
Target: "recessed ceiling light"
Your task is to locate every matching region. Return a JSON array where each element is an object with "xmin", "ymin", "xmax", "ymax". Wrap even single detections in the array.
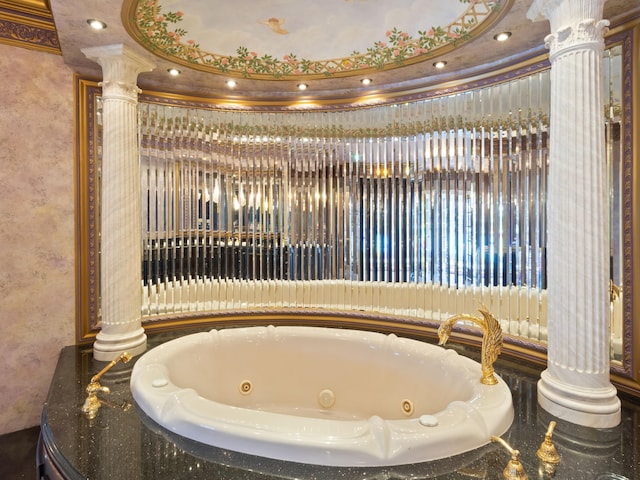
[
  {"xmin": 433, "ymin": 61, "xmax": 447, "ymax": 69},
  {"xmin": 493, "ymin": 31, "xmax": 512, "ymax": 42},
  {"xmin": 361, "ymin": 78, "xmax": 372, "ymax": 86},
  {"xmin": 87, "ymin": 19, "xmax": 107, "ymax": 30},
  {"xmin": 167, "ymin": 68, "xmax": 181, "ymax": 76},
  {"xmin": 297, "ymin": 83, "xmax": 308, "ymax": 91},
  {"xmin": 226, "ymin": 79, "xmax": 237, "ymax": 88}
]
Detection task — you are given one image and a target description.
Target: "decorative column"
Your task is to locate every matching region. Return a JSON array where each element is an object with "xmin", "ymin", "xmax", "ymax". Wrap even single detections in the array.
[
  {"xmin": 82, "ymin": 44, "xmax": 155, "ymax": 361},
  {"xmin": 527, "ymin": 0, "xmax": 620, "ymax": 427}
]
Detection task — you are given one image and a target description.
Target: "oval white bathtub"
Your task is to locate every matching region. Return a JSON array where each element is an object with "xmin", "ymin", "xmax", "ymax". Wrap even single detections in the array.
[{"xmin": 130, "ymin": 325, "xmax": 514, "ymax": 467}]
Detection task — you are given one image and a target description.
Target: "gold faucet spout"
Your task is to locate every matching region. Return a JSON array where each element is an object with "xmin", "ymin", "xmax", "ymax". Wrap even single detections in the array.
[{"xmin": 438, "ymin": 306, "xmax": 503, "ymax": 385}]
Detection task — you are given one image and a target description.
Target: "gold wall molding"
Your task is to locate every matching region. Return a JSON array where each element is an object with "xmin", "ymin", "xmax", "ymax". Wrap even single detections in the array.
[
  {"xmin": 75, "ymin": 76, "xmax": 101, "ymax": 341},
  {"xmin": 613, "ymin": 21, "xmax": 640, "ymax": 398},
  {"xmin": 0, "ymin": 0, "xmax": 60, "ymax": 53}
]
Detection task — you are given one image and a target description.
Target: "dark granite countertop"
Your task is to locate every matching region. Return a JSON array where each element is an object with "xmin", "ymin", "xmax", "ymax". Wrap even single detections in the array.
[{"xmin": 40, "ymin": 328, "xmax": 640, "ymax": 479}]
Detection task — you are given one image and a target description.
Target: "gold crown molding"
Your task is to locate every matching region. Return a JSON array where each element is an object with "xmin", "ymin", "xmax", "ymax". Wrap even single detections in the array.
[
  {"xmin": 0, "ymin": 0, "xmax": 60, "ymax": 53},
  {"xmin": 0, "ymin": 0, "xmax": 53, "ymax": 20},
  {"xmin": 0, "ymin": 0, "xmax": 51, "ymax": 17},
  {"xmin": 0, "ymin": 7, "xmax": 51, "ymax": 29}
]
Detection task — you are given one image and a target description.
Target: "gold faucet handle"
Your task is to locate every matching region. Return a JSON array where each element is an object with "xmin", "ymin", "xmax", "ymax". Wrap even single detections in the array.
[
  {"xmin": 90, "ymin": 351, "xmax": 133, "ymax": 383},
  {"xmin": 81, "ymin": 351, "xmax": 131, "ymax": 418},
  {"xmin": 85, "ymin": 382, "xmax": 110, "ymax": 395},
  {"xmin": 537, "ymin": 420, "xmax": 561, "ymax": 465},
  {"xmin": 491, "ymin": 436, "xmax": 528, "ymax": 480}
]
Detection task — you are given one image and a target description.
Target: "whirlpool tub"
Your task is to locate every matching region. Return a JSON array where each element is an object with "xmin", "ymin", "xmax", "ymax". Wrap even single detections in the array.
[{"xmin": 130, "ymin": 325, "xmax": 514, "ymax": 467}]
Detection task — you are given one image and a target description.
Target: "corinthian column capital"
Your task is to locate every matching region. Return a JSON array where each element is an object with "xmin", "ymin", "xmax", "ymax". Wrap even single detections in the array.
[
  {"xmin": 543, "ymin": 18, "xmax": 609, "ymax": 54},
  {"xmin": 528, "ymin": 0, "xmax": 608, "ymax": 56},
  {"xmin": 82, "ymin": 44, "xmax": 155, "ymax": 102}
]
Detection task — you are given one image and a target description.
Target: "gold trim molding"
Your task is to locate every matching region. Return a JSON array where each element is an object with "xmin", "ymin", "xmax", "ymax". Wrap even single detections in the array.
[{"xmin": 0, "ymin": 0, "xmax": 60, "ymax": 53}]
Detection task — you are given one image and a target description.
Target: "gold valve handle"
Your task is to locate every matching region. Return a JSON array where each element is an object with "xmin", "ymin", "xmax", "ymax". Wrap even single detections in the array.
[
  {"xmin": 491, "ymin": 436, "xmax": 529, "ymax": 480},
  {"xmin": 537, "ymin": 420, "xmax": 561, "ymax": 464},
  {"xmin": 81, "ymin": 352, "xmax": 132, "ymax": 419},
  {"xmin": 537, "ymin": 421, "xmax": 561, "ymax": 477},
  {"xmin": 90, "ymin": 351, "xmax": 132, "ymax": 383}
]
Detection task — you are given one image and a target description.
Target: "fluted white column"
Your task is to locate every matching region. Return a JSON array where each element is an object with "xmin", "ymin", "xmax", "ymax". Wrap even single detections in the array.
[
  {"xmin": 528, "ymin": 0, "xmax": 620, "ymax": 427},
  {"xmin": 82, "ymin": 44, "xmax": 155, "ymax": 361}
]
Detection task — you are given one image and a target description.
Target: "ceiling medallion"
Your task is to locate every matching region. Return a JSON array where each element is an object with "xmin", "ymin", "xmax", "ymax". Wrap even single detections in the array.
[{"xmin": 124, "ymin": 0, "xmax": 509, "ymax": 81}]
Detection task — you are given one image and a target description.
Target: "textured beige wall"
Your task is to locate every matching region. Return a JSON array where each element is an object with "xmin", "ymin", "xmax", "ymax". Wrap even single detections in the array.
[{"xmin": 0, "ymin": 43, "xmax": 76, "ymax": 434}]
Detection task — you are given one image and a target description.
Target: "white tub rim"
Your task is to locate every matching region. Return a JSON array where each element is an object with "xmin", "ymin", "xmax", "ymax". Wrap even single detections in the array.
[{"xmin": 131, "ymin": 325, "xmax": 514, "ymax": 467}]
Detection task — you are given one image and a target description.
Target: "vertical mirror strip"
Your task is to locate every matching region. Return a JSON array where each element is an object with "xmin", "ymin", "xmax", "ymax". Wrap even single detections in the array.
[{"xmin": 604, "ymin": 44, "xmax": 624, "ymax": 362}]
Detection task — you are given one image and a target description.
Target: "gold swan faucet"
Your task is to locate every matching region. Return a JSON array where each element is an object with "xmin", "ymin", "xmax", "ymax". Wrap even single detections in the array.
[
  {"xmin": 438, "ymin": 305, "xmax": 504, "ymax": 385},
  {"xmin": 438, "ymin": 308, "xmax": 562, "ymax": 479}
]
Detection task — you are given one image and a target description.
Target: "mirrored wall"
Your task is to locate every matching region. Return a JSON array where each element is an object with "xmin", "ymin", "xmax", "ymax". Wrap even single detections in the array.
[
  {"xmin": 77, "ymin": 32, "xmax": 634, "ymax": 381},
  {"xmin": 125, "ymin": 46, "xmax": 624, "ymax": 356},
  {"xmin": 136, "ymin": 72, "xmax": 552, "ymax": 341}
]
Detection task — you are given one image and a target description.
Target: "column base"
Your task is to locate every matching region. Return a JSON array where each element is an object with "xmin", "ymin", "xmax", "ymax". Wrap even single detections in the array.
[
  {"xmin": 537, "ymin": 369, "xmax": 621, "ymax": 428},
  {"xmin": 93, "ymin": 327, "xmax": 147, "ymax": 361}
]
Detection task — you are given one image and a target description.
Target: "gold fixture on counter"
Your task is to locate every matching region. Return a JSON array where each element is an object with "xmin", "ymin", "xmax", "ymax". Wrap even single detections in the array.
[
  {"xmin": 438, "ymin": 306, "xmax": 503, "ymax": 385},
  {"xmin": 81, "ymin": 352, "xmax": 132, "ymax": 419},
  {"xmin": 491, "ymin": 435, "xmax": 528, "ymax": 480},
  {"xmin": 537, "ymin": 420, "xmax": 561, "ymax": 475}
]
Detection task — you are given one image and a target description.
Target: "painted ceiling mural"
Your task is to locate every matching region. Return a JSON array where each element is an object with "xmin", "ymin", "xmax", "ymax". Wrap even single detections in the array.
[{"xmin": 124, "ymin": 0, "xmax": 507, "ymax": 80}]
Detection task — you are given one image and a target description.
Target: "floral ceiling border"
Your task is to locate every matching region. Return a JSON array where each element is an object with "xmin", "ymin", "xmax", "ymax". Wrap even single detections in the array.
[{"xmin": 123, "ymin": 0, "xmax": 509, "ymax": 80}]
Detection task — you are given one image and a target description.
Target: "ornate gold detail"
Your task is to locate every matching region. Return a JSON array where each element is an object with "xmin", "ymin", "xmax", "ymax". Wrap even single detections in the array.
[
  {"xmin": 81, "ymin": 352, "xmax": 132, "ymax": 419},
  {"xmin": 491, "ymin": 435, "xmax": 528, "ymax": 480},
  {"xmin": 0, "ymin": 0, "xmax": 60, "ymax": 53},
  {"xmin": 0, "ymin": 17, "xmax": 59, "ymax": 53},
  {"xmin": 438, "ymin": 305, "xmax": 503, "ymax": 385},
  {"xmin": 609, "ymin": 280, "xmax": 622, "ymax": 303},
  {"xmin": 537, "ymin": 420, "xmax": 560, "ymax": 475}
]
